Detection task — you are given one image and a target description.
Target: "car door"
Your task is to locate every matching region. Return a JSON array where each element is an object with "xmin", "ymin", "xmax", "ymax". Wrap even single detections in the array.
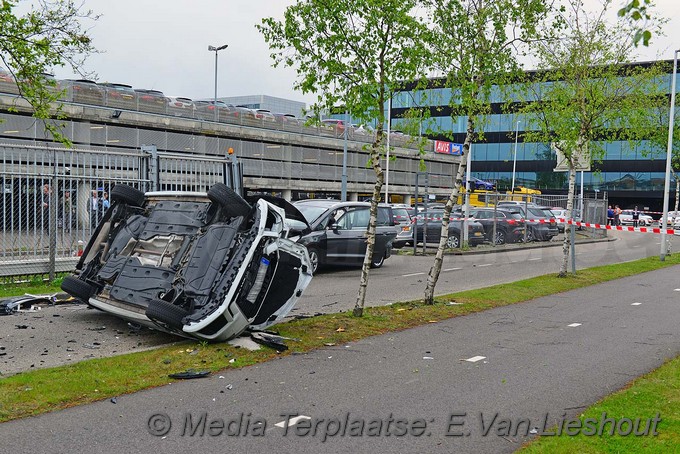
[{"xmin": 326, "ymin": 207, "xmax": 369, "ymax": 264}]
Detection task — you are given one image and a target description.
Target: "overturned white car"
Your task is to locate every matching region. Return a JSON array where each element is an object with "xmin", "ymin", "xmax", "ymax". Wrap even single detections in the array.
[{"xmin": 61, "ymin": 183, "xmax": 313, "ymax": 342}]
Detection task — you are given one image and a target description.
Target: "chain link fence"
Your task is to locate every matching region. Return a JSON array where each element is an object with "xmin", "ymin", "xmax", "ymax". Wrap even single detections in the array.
[{"xmin": 0, "ymin": 143, "xmax": 237, "ymax": 282}]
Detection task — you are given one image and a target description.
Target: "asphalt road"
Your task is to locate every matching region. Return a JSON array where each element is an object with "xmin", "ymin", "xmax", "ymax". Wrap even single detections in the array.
[
  {"xmin": 0, "ymin": 254, "xmax": 677, "ymax": 453},
  {"xmin": 292, "ymin": 229, "xmax": 668, "ymax": 315},
  {"xmin": 0, "ymin": 230, "xmax": 670, "ymax": 376}
]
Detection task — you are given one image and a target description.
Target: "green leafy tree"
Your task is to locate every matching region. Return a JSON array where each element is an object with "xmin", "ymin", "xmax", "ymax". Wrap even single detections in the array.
[
  {"xmin": 258, "ymin": 0, "xmax": 429, "ymax": 316},
  {"xmin": 0, "ymin": 0, "xmax": 97, "ymax": 143},
  {"xmin": 617, "ymin": 0, "xmax": 665, "ymax": 46},
  {"xmin": 521, "ymin": 0, "xmax": 667, "ymax": 276},
  {"xmin": 422, "ymin": 0, "xmax": 550, "ymax": 305}
]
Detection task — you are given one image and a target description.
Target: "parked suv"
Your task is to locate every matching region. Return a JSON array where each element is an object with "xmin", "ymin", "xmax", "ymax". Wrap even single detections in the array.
[
  {"xmin": 412, "ymin": 210, "xmax": 485, "ymax": 248},
  {"xmin": 516, "ymin": 205, "xmax": 559, "ymax": 241},
  {"xmin": 290, "ymin": 200, "xmax": 397, "ymax": 273},
  {"xmin": 60, "ymin": 184, "xmax": 313, "ymax": 342},
  {"xmin": 468, "ymin": 207, "xmax": 526, "ymax": 244}
]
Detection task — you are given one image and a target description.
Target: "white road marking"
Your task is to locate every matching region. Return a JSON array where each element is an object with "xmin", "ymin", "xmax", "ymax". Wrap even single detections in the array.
[
  {"xmin": 465, "ymin": 356, "xmax": 486, "ymax": 363},
  {"xmin": 528, "ymin": 258, "xmax": 541, "ymax": 261},
  {"xmin": 631, "ymin": 302, "xmax": 642, "ymax": 306},
  {"xmin": 275, "ymin": 415, "xmax": 312, "ymax": 428},
  {"xmin": 674, "ymin": 289, "xmax": 680, "ymax": 292},
  {"xmin": 403, "ymin": 272, "xmax": 425, "ymax": 277},
  {"xmin": 477, "ymin": 263, "xmax": 492, "ymax": 267},
  {"xmin": 567, "ymin": 323, "xmax": 582, "ymax": 327},
  {"xmin": 444, "ymin": 267, "xmax": 462, "ymax": 272}
]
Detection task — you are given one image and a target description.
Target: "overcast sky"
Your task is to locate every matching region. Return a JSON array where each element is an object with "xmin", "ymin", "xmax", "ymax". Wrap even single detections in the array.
[{"xmin": 51, "ymin": 0, "xmax": 680, "ymax": 107}]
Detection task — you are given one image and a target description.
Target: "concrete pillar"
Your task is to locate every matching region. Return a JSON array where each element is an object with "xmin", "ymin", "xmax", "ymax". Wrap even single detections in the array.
[
  {"xmin": 282, "ymin": 189, "xmax": 292, "ymax": 201},
  {"xmin": 404, "ymin": 194, "xmax": 412, "ymax": 206},
  {"xmin": 349, "ymin": 192, "xmax": 359, "ymax": 202}
]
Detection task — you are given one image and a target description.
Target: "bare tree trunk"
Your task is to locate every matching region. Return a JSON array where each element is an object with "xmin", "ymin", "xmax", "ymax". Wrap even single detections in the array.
[
  {"xmin": 353, "ymin": 141, "xmax": 385, "ymax": 317},
  {"xmin": 424, "ymin": 117, "xmax": 474, "ymax": 305},
  {"xmin": 559, "ymin": 158, "xmax": 577, "ymax": 277}
]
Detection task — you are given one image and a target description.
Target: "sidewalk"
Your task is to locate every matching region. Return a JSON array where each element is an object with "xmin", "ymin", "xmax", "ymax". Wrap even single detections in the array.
[{"xmin": 0, "ymin": 265, "xmax": 678, "ymax": 453}]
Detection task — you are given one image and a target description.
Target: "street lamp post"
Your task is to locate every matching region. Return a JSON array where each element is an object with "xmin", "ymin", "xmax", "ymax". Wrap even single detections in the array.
[
  {"xmin": 385, "ymin": 96, "xmax": 391, "ymax": 203},
  {"xmin": 660, "ymin": 49, "xmax": 679, "ymax": 261},
  {"xmin": 341, "ymin": 109, "xmax": 348, "ymax": 201},
  {"xmin": 511, "ymin": 120, "xmax": 521, "ymax": 193},
  {"xmin": 208, "ymin": 44, "xmax": 228, "ymax": 122}
]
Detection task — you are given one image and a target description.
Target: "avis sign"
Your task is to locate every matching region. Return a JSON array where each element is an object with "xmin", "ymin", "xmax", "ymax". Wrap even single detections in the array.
[{"xmin": 434, "ymin": 141, "xmax": 463, "ymax": 156}]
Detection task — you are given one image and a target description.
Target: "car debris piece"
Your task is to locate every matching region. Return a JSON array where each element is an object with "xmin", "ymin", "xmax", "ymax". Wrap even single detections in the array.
[
  {"xmin": 249, "ymin": 331, "xmax": 291, "ymax": 351},
  {"xmin": 0, "ymin": 295, "xmax": 54, "ymax": 315},
  {"xmin": 168, "ymin": 369, "xmax": 210, "ymax": 380},
  {"xmin": 60, "ymin": 184, "xmax": 313, "ymax": 342}
]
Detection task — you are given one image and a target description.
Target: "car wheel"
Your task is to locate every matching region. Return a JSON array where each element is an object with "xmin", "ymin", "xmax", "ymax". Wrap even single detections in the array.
[
  {"xmin": 145, "ymin": 299, "xmax": 190, "ymax": 330},
  {"xmin": 207, "ymin": 183, "xmax": 251, "ymax": 218},
  {"xmin": 370, "ymin": 252, "xmax": 385, "ymax": 268},
  {"xmin": 110, "ymin": 184, "xmax": 145, "ymax": 207},
  {"xmin": 61, "ymin": 276, "xmax": 96, "ymax": 302},
  {"xmin": 306, "ymin": 247, "xmax": 321, "ymax": 275},
  {"xmin": 446, "ymin": 234, "xmax": 460, "ymax": 249},
  {"xmin": 526, "ymin": 228, "xmax": 536, "ymax": 242},
  {"xmin": 494, "ymin": 230, "xmax": 506, "ymax": 245}
]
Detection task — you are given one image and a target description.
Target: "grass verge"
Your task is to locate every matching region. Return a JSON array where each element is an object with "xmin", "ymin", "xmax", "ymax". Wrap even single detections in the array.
[
  {"xmin": 519, "ymin": 355, "xmax": 680, "ymax": 453},
  {"xmin": 0, "ymin": 254, "xmax": 679, "ymax": 431}
]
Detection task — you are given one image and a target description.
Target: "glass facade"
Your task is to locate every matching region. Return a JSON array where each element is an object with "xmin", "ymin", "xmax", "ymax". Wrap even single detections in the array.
[{"xmin": 389, "ymin": 61, "xmax": 680, "ymax": 208}]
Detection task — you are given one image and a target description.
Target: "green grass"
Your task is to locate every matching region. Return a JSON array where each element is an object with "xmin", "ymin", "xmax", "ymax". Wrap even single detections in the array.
[
  {"xmin": 519, "ymin": 356, "xmax": 680, "ymax": 453},
  {"xmin": 0, "ymin": 276, "xmax": 64, "ymax": 299},
  {"xmin": 0, "ymin": 253, "xmax": 679, "ymax": 450}
]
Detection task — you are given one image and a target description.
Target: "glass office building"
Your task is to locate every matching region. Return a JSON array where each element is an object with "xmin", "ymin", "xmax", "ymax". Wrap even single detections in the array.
[{"xmin": 388, "ymin": 61, "xmax": 678, "ymax": 210}]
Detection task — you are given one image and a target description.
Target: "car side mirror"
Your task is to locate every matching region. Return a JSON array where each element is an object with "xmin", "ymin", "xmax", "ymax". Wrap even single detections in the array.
[{"xmin": 330, "ymin": 223, "xmax": 339, "ymax": 232}]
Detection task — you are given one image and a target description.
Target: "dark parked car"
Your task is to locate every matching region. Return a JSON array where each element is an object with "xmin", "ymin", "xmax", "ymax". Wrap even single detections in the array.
[
  {"xmin": 58, "ymin": 79, "xmax": 105, "ymax": 105},
  {"xmin": 134, "ymin": 89, "xmax": 169, "ymax": 114},
  {"xmin": 513, "ymin": 205, "xmax": 559, "ymax": 241},
  {"xmin": 60, "ymin": 183, "xmax": 313, "ymax": 342},
  {"xmin": 101, "ymin": 83, "xmax": 137, "ymax": 110},
  {"xmin": 290, "ymin": 200, "xmax": 397, "ymax": 273},
  {"xmin": 412, "ymin": 210, "xmax": 485, "ymax": 248},
  {"xmin": 468, "ymin": 207, "xmax": 526, "ymax": 244}
]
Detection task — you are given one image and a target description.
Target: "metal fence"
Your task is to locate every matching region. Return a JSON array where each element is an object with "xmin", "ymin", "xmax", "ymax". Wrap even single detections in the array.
[{"xmin": 0, "ymin": 143, "xmax": 238, "ymax": 281}]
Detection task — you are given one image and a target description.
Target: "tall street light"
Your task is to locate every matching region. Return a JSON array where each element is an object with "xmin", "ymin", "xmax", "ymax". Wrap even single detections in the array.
[
  {"xmin": 208, "ymin": 44, "xmax": 228, "ymax": 122},
  {"xmin": 511, "ymin": 120, "xmax": 521, "ymax": 193},
  {"xmin": 341, "ymin": 109, "xmax": 349, "ymax": 201},
  {"xmin": 384, "ymin": 96, "xmax": 392, "ymax": 203},
  {"xmin": 660, "ymin": 49, "xmax": 679, "ymax": 261}
]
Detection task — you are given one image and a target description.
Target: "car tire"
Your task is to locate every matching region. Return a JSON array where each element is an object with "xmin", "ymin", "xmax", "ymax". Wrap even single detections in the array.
[
  {"xmin": 526, "ymin": 228, "xmax": 536, "ymax": 242},
  {"xmin": 306, "ymin": 247, "xmax": 321, "ymax": 275},
  {"xmin": 494, "ymin": 230, "xmax": 506, "ymax": 245},
  {"xmin": 207, "ymin": 183, "xmax": 251, "ymax": 218},
  {"xmin": 370, "ymin": 252, "xmax": 385, "ymax": 268},
  {"xmin": 110, "ymin": 184, "xmax": 145, "ymax": 207},
  {"xmin": 446, "ymin": 234, "xmax": 461, "ymax": 249},
  {"xmin": 145, "ymin": 299, "xmax": 190, "ymax": 330},
  {"xmin": 61, "ymin": 276, "xmax": 96, "ymax": 302}
]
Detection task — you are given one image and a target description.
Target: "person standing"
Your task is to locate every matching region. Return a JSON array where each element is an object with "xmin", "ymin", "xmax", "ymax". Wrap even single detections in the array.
[
  {"xmin": 40, "ymin": 184, "xmax": 51, "ymax": 230},
  {"xmin": 614, "ymin": 205, "xmax": 622, "ymax": 226},
  {"xmin": 102, "ymin": 191, "xmax": 110, "ymax": 211},
  {"xmin": 607, "ymin": 205, "xmax": 614, "ymax": 226},
  {"xmin": 632, "ymin": 206, "xmax": 640, "ymax": 228},
  {"xmin": 88, "ymin": 190, "xmax": 102, "ymax": 229}
]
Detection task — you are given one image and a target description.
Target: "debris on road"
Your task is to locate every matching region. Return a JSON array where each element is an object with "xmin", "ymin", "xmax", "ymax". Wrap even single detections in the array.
[{"xmin": 168, "ymin": 369, "xmax": 210, "ymax": 380}]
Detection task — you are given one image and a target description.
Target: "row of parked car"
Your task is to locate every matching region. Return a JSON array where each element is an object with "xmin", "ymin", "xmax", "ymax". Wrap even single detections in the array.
[{"xmin": 0, "ymin": 69, "xmax": 391, "ymax": 139}]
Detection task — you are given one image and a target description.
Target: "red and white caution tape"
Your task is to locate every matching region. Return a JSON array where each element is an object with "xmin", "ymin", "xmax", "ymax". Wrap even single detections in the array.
[{"xmin": 555, "ymin": 218, "xmax": 676, "ymax": 235}]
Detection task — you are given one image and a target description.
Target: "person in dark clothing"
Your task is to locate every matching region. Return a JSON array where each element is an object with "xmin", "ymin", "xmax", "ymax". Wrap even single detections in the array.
[
  {"xmin": 632, "ymin": 206, "xmax": 640, "ymax": 227},
  {"xmin": 607, "ymin": 205, "xmax": 614, "ymax": 226}
]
